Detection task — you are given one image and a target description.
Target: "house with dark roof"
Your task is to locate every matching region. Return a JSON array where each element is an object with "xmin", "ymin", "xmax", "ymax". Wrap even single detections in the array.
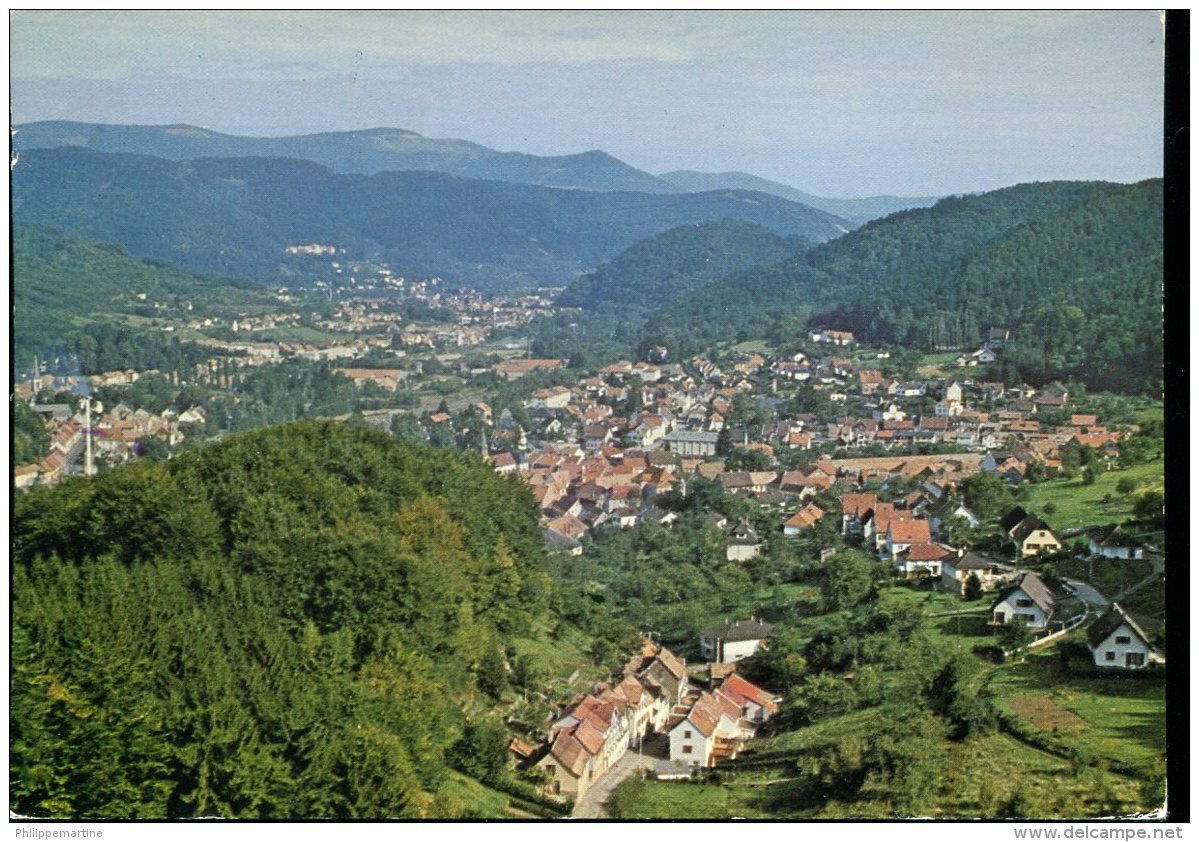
[
  {"xmin": 999, "ymin": 507, "xmax": 1062, "ymax": 557},
  {"xmin": 1086, "ymin": 524, "xmax": 1146, "ymax": 559},
  {"xmin": 700, "ymin": 617, "xmax": 773, "ymax": 663},
  {"xmin": 1086, "ymin": 603, "xmax": 1163, "ymax": 669},
  {"xmin": 991, "ymin": 571, "xmax": 1056, "ymax": 629},
  {"xmin": 940, "ymin": 551, "xmax": 1016, "ymax": 596},
  {"xmin": 928, "ymin": 497, "xmax": 981, "ymax": 536},
  {"xmin": 725, "ymin": 518, "xmax": 764, "ymax": 562}
]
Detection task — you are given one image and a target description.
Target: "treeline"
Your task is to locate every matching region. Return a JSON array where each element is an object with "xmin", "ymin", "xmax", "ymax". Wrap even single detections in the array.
[
  {"xmin": 13, "ymin": 398, "xmax": 50, "ymax": 465},
  {"xmin": 11, "ymin": 422, "xmax": 554, "ymax": 818},
  {"xmin": 13, "ymin": 148, "xmax": 846, "ymax": 291},
  {"xmin": 63, "ymin": 322, "xmax": 221, "ymax": 377}
]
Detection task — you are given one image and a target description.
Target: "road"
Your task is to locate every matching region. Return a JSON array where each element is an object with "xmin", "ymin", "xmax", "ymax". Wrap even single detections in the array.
[
  {"xmin": 1062, "ymin": 577, "xmax": 1108, "ymax": 611},
  {"xmin": 571, "ymin": 733, "xmax": 690, "ymax": 819}
]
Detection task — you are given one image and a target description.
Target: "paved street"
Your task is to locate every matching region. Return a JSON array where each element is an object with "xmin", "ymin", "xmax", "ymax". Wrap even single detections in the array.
[
  {"xmin": 1062, "ymin": 577, "xmax": 1108, "ymax": 610},
  {"xmin": 571, "ymin": 733, "xmax": 691, "ymax": 819}
]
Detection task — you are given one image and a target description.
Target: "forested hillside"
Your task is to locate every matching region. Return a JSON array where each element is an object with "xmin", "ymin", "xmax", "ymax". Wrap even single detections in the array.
[
  {"xmin": 11, "ymin": 422, "xmax": 558, "ymax": 818},
  {"xmin": 556, "ymin": 220, "xmax": 809, "ymax": 314},
  {"xmin": 12, "ymin": 148, "xmax": 849, "ymax": 291},
  {"xmin": 14, "ymin": 121, "xmax": 682, "ymax": 193},
  {"xmin": 12, "ymin": 224, "xmax": 272, "ymax": 370},
  {"xmin": 634, "ymin": 179, "xmax": 1163, "ymax": 394}
]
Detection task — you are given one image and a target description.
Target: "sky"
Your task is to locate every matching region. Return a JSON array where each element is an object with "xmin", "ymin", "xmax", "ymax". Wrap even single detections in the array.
[{"xmin": 9, "ymin": 10, "xmax": 1166, "ymax": 197}]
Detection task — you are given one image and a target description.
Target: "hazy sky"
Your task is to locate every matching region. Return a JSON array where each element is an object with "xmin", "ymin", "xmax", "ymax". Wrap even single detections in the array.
[{"xmin": 10, "ymin": 10, "xmax": 1165, "ymax": 196}]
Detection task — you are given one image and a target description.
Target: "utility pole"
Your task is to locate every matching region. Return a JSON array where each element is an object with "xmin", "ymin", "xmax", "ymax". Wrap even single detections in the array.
[{"xmin": 83, "ymin": 398, "xmax": 95, "ymax": 477}]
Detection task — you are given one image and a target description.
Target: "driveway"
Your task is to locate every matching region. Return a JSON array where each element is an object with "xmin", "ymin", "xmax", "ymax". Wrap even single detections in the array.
[
  {"xmin": 1062, "ymin": 577, "xmax": 1108, "ymax": 610},
  {"xmin": 571, "ymin": 733, "xmax": 691, "ymax": 819}
]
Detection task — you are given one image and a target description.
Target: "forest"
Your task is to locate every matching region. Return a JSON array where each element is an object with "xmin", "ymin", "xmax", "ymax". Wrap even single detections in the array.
[
  {"xmin": 11, "ymin": 422, "xmax": 559, "ymax": 818},
  {"xmin": 553, "ymin": 179, "xmax": 1164, "ymax": 395},
  {"xmin": 12, "ymin": 223, "xmax": 272, "ymax": 372},
  {"xmin": 12, "ymin": 148, "xmax": 847, "ymax": 291},
  {"xmin": 556, "ymin": 219, "xmax": 809, "ymax": 314}
]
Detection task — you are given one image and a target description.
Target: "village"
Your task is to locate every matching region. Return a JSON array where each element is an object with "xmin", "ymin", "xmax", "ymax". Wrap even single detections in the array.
[
  {"xmin": 12, "ymin": 299, "xmax": 1166, "ymax": 817},
  {"xmin": 465, "ymin": 331, "xmax": 1164, "ymax": 815}
]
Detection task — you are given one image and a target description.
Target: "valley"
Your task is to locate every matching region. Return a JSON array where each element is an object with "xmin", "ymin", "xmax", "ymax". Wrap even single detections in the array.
[{"xmin": 8, "ymin": 74, "xmax": 1170, "ymax": 822}]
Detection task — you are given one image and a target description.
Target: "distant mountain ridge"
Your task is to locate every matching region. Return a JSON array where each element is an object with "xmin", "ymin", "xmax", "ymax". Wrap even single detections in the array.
[
  {"xmin": 12, "ymin": 147, "xmax": 852, "ymax": 291},
  {"xmin": 659, "ymin": 170, "xmax": 940, "ymax": 224},
  {"xmin": 15, "ymin": 121, "xmax": 935, "ymax": 225},
  {"xmin": 14, "ymin": 120, "xmax": 684, "ymax": 194}
]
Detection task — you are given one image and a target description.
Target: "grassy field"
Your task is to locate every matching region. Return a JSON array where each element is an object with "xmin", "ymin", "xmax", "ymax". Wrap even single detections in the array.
[
  {"xmin": 1056, "ymin": 556, "xmax": 1156, "ymax": 600},
  {"xmin": 1022, "ymin": 456, "xmax": 1165, "ymax": 532},
  {"xmin": 608, "ymin": 778, "xmax": 765, "ymax": 819},
  {"xmin": 916, "ymin": 351, "xmax": 962, "ymax": 379},
  {"xmin": 728, "ymin": 339, "xmax": 774, "ymax": 355},
  {"xmin": 987, "ymin": 642, "xmax": 1166, "ymax": 771},
  {"xmin": 440, "ymin": 771, "xmax": 512, "ymax": 817},
  {"xmin": 613, "ymin": 700, "xmax": 1151, "ymax": 818},
  {"xmin": 250, "ymin": 324, "xmax": 346, "ymax": 343}
]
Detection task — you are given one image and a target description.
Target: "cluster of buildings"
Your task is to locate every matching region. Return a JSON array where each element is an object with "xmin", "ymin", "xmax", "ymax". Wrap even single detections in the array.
[
  {"xmin": 13, "ymin": 401, "xmax": 206, "ymax": 488},
  {"xmin": 477, "ymin": 341, "xmax": 1144, "ymax": 572},
  {"xmin": 533, "ymin": 640, "xmax": 779, "ymax": 803}
]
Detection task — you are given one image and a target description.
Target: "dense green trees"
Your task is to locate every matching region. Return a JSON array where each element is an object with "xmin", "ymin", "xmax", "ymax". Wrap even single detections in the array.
[
  {"xmin": 557, "ymin": 220, "xmax": 807, "ymax": 314},
  {"xmin": 11, "ymin": 422, "xmax": 551, "ymax": 818},
  {"xmin": 14, "ymin": 148, "xmax": 844, "ymax": 292},
  {"xmin": 628, "ymin": 180, "xmax": 1163, "ymax": 394},
  {"xmin": 13, "ymin": 398, "xmax": 50, "ymax": 465}
]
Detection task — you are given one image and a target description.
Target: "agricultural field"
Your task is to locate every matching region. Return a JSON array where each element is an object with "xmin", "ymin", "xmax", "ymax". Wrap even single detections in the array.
[
  {"xmin": 986, "ymin": 641, "xmax": 1166, "ymax": 772},
  {"xmin": 915, "ymin": 351, "xmax": 962, "ymax": 379},
  {"xmin": 603, "ymin": 581, "xmax": 1165, "ymax": 820},
  {"xmin": 250, "ymin": 324, "xmax": 346, "ymax": 343},
  {"xmin": 1023, "ymin": 456, "xmax": 1164, "ymax": 532}
]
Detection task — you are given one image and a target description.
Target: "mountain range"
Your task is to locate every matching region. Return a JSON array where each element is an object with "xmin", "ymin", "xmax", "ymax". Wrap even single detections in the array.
[
  {"xmin": 13, "ymin": 121, "xmax": 938, "ymax": 222},
  {"xmin": 11, "ymin": 147, "xmax": 851, "ymax": 290}
]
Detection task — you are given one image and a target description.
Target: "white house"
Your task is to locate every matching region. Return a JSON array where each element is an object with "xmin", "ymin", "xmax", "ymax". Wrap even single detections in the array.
[
  {"xmin": 928, "ymin": 498, "xmax": 981, "ymax": 537},
  {"xmin": 725, "ymin": 519, "xmax": 764, "ymax": 561},
  {"xmin": 1086, "ymin": 603, "xmax": 1163, "ymax": 670},
  {"xmin": 668, "ymin": 691, "xmax": 747, "ymax": 767},
  {"xmin": 669, "ymin": 704, "xmax": 717, "ymax": 767},
  {"xmin": 991, "ymin": 571, "xmax": 1056, "ymax": 630},
  {"xmin": 716, "ymin": 673, "xmax": 779, "ymax": 725},
  {"xmin": 894, "ymin": 542, "xmax": 955, "ymax": 578},
  {"xmin": 699, "ymin": 618, "xmax": 773, "ymax": 663},
  {"xmin": 1086, "ymin": 524, "xmax": 1146, "ymax": 560}
]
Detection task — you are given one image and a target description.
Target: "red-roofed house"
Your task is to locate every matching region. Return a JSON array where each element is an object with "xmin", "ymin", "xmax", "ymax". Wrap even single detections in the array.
[
  {"xmin": 885, "ymin": 518, "xmax": 933, "ymax": 560},
  {"xmin": 717, "ymin": 673, "xmax": 779, "ymax": 724},
  {"xmin": 783, "ymin": 503, "xmax": 825, "ymax": 535}
]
